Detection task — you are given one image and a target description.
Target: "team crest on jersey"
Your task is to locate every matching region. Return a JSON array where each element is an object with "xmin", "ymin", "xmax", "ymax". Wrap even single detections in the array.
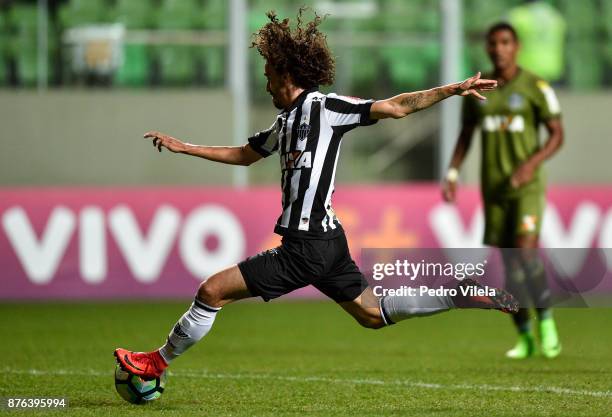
[
  {"xmin": 297, "ymin": 123, "xmax": 310, "ymax": 141},
  {"xmin": 521, "ymin": 215, "xmax": 538, "ymax": 232},
  {"xmin": 508, "ymin": 93, "xmax": 524, "ymax": 111}
]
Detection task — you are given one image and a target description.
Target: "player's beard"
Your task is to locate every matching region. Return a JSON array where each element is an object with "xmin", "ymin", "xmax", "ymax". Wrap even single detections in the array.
[{"xmin": 271, "ymin": 94, "xmax": 282, "ymax": 110}]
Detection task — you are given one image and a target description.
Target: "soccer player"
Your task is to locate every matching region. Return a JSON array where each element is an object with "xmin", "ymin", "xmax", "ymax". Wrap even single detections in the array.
[
  {"xmin": 442, "ymin": 23, "xmax": 564, "ymax": 359},
  {"xmin": 115, "ymin": 10, "xmax": 516, "ymax": 379}
]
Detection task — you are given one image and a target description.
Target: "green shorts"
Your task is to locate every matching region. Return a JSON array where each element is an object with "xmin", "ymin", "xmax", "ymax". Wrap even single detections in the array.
[{"xmin": 483, "ymin": 192, "xmax": 545, "ymax": 247}]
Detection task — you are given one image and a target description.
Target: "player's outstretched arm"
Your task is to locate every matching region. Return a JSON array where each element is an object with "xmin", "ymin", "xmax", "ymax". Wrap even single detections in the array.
[
  {"xmin": 143, "ymin": 131, "xmax": 263, "ymax": 166},
  {"xmin": 370, "ymin": 72, "xmax": 497, "ymax": 120}
]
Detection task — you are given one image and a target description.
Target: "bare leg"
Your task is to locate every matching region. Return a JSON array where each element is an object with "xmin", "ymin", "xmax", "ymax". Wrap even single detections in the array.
[
  {"xmin": 339, "ymin": 287, "xmax": 386, "ymax": 329},
  {"xmin": 196, "ymin": 264, "xmax": 253, "ymax": 308},
  {"xmin": 159, "ymin": 265, "xmax": 252, "ymax": 363}
]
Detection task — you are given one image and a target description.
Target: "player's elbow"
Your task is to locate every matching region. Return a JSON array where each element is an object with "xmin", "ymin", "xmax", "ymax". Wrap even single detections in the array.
[
  {"xmin": 547, "ymin": 120, "xmax": 564, "ymax": 152},
  {"xmin": 375, "ymin": 100, "xmax": 407, "ymax": 119},
  {"xmin": 239, "ymin": 147, "xmax": 258, "ymax": 166},
  {"xmin": 547, "ymin": 130, "xmax": 564, "ymax": 156},
  {"xmin": 242, "ymin": 157, "xmax": 261, "ymax": 167},
  {"xmin": 389, "ymin": 103, "xmax": 408, "ymax": 119},
  {"xmin": 238, "ymin": 145, "xmax": 264, "ymax": 166}
]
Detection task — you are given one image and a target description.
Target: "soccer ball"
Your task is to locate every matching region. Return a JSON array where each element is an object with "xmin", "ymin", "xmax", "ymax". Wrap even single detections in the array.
[{"xmin": 114, "ymin": 364, "xmax": 167, "ymax": 404}]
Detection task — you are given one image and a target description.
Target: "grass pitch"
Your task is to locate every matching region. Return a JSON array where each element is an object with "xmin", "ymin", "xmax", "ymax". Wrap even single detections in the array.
[{"xmin": 1, "ymin": 301, "xmax": 611, "ymax": 416}]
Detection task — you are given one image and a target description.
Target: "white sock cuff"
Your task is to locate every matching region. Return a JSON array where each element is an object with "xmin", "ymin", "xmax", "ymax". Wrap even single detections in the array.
[
  {"xmin": 379, "ymin": 297, "xmax": 394, "ymax": 326},
  {"xmin": 193, "ymin": 298, "xmax": 221, "ymax": 312}
]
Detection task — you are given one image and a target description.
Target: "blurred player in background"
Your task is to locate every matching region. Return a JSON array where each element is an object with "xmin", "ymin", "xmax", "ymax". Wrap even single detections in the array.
[
  {"xmin": 443, "ymin": 23, "xmax": 564, "ymax": 359},
  {"xmin": 114, "ymin": 9, "xmax": 516, "ymax": 380}
]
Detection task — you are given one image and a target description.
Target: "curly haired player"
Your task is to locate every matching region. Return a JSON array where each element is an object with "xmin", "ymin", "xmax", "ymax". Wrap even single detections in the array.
[{"xmin": 115, "ymin": 9, "xmax": 516, "ymax": 379}]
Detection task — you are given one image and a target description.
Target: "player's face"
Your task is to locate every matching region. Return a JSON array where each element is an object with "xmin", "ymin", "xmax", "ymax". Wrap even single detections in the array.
[
  {"xmin": 265, "ymin": 62, "xmax": 286, "ymax": 110},
  {"xmin": 486, "ymin": 30, "xmax": 519, "ymax": 71}
]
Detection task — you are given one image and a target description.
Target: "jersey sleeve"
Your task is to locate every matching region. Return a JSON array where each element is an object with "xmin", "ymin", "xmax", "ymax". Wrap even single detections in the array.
[
  {"xmin": 532, "ymin": 79, "xmax": 562, "ymax": 120},
  {"xmin": 324, "ymin": 93, "xmax": 378, "ymax": 132},
  {"xmin": 247, "ymin": 119, "xmax": 279, "ymax": 158},
  {"xmin": 461, "ymin": 96, "xmax": 479, "ymax": 126}
]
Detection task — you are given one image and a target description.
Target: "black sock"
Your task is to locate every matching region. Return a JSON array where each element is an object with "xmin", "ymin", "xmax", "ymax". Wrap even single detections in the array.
[
  {"xmin": 536, "ymin": 307, "xmax": 552, "ymax": 321},
  {"xmin": 511, "ymin": 308, "xmax": 532, "ymax": 334},
  {"xmin": 522, "ymin": 257, "xmax": 551, "ymax": 310}
]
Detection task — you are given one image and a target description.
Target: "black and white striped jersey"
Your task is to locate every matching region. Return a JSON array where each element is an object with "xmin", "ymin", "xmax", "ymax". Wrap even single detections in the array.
[{"xmin": 248, "ymin": 88, "xmax": 378, "ymax": 239}]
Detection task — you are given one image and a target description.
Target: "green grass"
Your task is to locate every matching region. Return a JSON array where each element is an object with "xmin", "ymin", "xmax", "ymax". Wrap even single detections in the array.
[{"xmin": 1, "ymin": 301, "xmax": 611, "ymax": 416}]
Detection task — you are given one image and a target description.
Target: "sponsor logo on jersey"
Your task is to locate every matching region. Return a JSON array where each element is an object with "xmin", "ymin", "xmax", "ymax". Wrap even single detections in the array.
[
  {"xmin": 508, "ymin": 93, "xmax": 524, "ymax": 111},
  {"xmin": 281, "ymin": 150, "xmax": 312, "ymax": 170},
  {"xmin": 482, "ymin": 115, "xmax": 525, "ymax": 133}
]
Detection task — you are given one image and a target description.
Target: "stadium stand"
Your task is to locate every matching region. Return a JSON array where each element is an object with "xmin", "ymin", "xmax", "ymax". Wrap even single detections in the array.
[
  {"xmin": 113, "ymin": 0, "xmax": 155, "ymax": 86},
  {"xmin": 249, "ymin": 0, "xmax": 289, "ymax": 97},
  {"xmin": 200, "ymin": 0, "xmax": 226, "ymax": 85},
  {"xmin": 57, "ymin": 0, "xmax": 109, "ymax": 27},
  {"xmin": 155, "ymin": 0, "xmax": 200, "ymax": 86},
  {"xmin": 0, "ymin": 0, "xmax": 609, "ymax": 90},
  {"xmin": 463, "ymin": 0, "xmax": 518, "ymax": 33},
  {"xmin": 605, "ymin": 0, "xmax": 612, "ymax": 73},
  {"xmin": 379, "ymin": 0, "xmax": 440, "ymax": 90},
  {"xmin": 9, "ymin": 4, "xmax": 57, "ymax": 86},
  {"xmin": 0, "ymin": 10, "xmax": 8, "ymax": 85},
  {"xmin": 558, "ymin": 0, "xmax": 602, "ymax": 89}
]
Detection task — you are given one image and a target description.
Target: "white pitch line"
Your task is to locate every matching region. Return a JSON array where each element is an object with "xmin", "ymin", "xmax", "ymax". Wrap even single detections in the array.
[{"xmin": 2, "ymin": 367, "xmax": 612, "ymax": 399}]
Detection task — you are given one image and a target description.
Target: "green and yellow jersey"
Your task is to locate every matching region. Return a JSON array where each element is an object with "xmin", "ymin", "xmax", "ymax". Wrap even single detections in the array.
[{"xmin": 462, "ymin": 69, "xmax": 561, "ymax": 200}]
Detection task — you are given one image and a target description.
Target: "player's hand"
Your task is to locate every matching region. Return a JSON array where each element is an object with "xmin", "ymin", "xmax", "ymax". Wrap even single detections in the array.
[
  {"xmin": 510, "ymin": 162, "xmax": 535, "ymax": 189},
  {"xmin": 143, "ymin": 131, "xmax": 186, "ymax": 153},
  {"xmin": 457, "ymin": 72, "xmax": 498, "ymax": 100},
  {"xmin": 442, "ymin": 179, "xmax": 457, "ymax": 203}
]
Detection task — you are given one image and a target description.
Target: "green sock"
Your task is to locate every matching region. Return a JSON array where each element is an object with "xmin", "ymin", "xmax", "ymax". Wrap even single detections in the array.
[{"xmin": 537, "ymin": 308, "xmax": 552, "ymax": 321}]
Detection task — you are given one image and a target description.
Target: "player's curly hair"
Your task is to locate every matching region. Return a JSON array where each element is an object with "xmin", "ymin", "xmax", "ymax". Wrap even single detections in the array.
[{"xmin": 251, "ymin": 7, "xmax": 335, "ymax": 89}]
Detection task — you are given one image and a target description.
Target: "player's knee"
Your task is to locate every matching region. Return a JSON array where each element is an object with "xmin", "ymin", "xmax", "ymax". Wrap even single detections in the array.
[{"xmin": 196, "ymin": 280, "xmax": 222, "ymax": 308}]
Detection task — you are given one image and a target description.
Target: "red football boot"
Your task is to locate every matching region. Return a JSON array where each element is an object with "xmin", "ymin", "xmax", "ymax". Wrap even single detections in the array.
[{"xmin": 114, "ymin": 348, "xmax": 168, "ymax": 380}]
